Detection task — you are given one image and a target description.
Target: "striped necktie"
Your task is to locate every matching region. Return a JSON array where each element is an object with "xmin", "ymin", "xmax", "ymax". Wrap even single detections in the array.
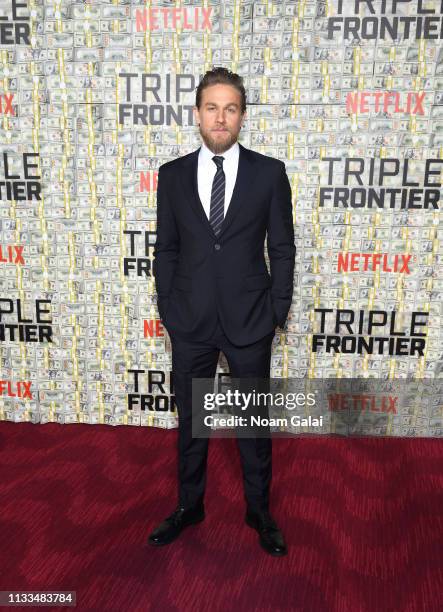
[{"xmin": 209, "ymin": 155, "xmax": 225, "ymax": 235}]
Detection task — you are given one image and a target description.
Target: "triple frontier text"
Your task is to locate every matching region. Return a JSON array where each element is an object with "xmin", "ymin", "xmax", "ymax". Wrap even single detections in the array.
[
  {"xmin": 312, "ymin": 309, "xmax": 429, "ymax": 355},
  {"xmin": 0, "ymin": 0, "xmax": 30, "ymax": 45},
  {"xmin": 319, "ymin": 157, "xmax": 443, "ymax": 210},
  {"xmin": 328, "ymin": 0, "xmax": 443, "ymax": 40},
  {"xmin": 118, "ymin": 73, "xmax": 202, "ymax": 127}
]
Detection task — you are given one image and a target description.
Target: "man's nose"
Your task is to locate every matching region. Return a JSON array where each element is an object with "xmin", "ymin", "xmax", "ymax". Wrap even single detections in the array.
[{"xmin": 215, "ymin": 110, "xmax": 226, "ymax": 123}]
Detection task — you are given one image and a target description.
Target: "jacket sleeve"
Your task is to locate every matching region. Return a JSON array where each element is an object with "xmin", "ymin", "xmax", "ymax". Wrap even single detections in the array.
[
  {"xmin": 266, "ymin": 161, "xmax": 296, "ymax": 328},
  {"xmin": 153, "ymin": 165, "xmax": 180, "ymax": 321}
]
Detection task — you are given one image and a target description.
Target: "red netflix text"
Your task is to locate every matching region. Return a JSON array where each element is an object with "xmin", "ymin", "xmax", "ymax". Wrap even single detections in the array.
[
  {"xmin": 144, "ymin": 319, "xmax": 165, "ymax": 338},
  {"xmin": 135, "ymin": 7, "xmax": 212, "ymax": 32},
  {"xmin": 0, "ymin": 380, "xmax": 32, "ymax": 399},
  {"xmin": 328, "ymin": 393, "xmax": 398, "ymax": 414},
  {"xmin": 0, "ymin": 245, "xmax": 24, "ymax": 265},
  {"xmin": 0, "ymin": 93, "xmax": 14, "ymax": 115},
  {"xmin": 139, "ymin": 171, "xmax": 158, "ymax": 193},
  {"xmin": 337, "ymin": 253, "xmax": 411, "ymax": 273},
  {"xmin": 346, "ymin": 91, "xmax": 426, "ymax": 115}
]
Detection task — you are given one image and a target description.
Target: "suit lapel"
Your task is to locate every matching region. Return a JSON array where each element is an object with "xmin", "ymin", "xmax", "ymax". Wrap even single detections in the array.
[
  {"xmin": 219, "ymin": 143, "xmax": 256, "ymax": 238},
  {"xmin": 178, "ymin": 147, "xmax": 217, "ymax": 239},
  {"xmin": 178, "ymin": 142, "xmax": 256, "ymax": 240}
]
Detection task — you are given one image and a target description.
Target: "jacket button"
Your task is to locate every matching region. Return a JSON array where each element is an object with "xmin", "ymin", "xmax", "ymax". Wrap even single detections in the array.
[{"xmin": 214, "ymin": 243, "xmax": 221, "ymax": 250}]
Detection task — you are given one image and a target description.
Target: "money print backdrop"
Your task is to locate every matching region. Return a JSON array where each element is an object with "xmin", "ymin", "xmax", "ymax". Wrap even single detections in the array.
[{"xmin": 0, "ymin": 0, "xmax": 442, "ymax": 431}]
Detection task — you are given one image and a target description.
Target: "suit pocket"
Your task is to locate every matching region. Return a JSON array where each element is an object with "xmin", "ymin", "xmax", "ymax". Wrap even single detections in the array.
[
  {"xmin": 172, "ymin": 274, "xmax": 192, "ymax": 292},
  {"xmin": 245, "ymin": 273, "xmax": 271, "ymax": 291}
]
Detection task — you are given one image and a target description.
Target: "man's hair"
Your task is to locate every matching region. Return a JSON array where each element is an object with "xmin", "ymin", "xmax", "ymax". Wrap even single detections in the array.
[{"xmin": 195, "ymin": 67, "xmax": 246, "ymax": 113}]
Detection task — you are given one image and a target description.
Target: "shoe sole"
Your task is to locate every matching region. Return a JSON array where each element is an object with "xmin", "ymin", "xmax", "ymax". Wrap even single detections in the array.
[
  {"xmin": 245, "ymin": 516, "xmax": 288, "ymax": 557},
  {"xmin": 147, "ymin": 515, "xmax": 205, "ymax": 547}
]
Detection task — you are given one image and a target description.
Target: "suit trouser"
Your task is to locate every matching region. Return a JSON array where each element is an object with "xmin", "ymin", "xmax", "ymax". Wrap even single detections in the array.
[{"xmin": 169, "ymin": 317, "xmax": 275, "ymax": 513}]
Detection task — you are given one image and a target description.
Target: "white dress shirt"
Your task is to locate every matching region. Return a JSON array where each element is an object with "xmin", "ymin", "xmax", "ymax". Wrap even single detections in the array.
[{"xmin": 197, "ymin": 140, "xmax": 240, "ymax": 219}]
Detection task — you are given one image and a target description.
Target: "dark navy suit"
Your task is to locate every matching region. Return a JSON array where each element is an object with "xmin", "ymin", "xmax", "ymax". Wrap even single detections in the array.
[{"xmin": 153, "ymin": 143, "xmax": 295, "ymax": 511}]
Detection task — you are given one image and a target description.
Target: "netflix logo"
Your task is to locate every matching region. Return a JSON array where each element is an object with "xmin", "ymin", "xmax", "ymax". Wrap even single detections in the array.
[
  {"xmin": 0, "ymin": 245, "xmax": 25, "ymax": 265},
  {"xmin": 0, "ymin": 92, "xmax": 15, "ymax": 116},
  {"xmin": 337, "ymin": 253, "xmax": 412, "ymax": 274},
  {"xmin": 346, "ymin": 91, "xmax": 426, "ymax": 116},
  {"xmin": 134, "ymin": 6, "xmax": 212, "ymax": 32},
  {"xmin": 143, "ymin": 320, "xmax": 165, "ymax": 338},
  {"xmin": 0, "ymin": 380, "xmax": 32, "ymax": 399},
  {"xmin": 139, "ymin": 170, "xmax": 158, "ymax": 194},
  {"xmin": 328, "ymin": 393, "xmax": 398, "ymax": 414}
]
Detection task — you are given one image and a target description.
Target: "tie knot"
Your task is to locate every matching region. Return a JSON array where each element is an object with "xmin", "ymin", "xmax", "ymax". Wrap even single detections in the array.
[{"xmin": 212, "ymin": 155, "xmax": 224, "ymax": 169}]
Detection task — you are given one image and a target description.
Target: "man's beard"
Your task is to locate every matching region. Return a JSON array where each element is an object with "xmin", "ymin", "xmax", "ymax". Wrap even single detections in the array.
[{"xmin": 199, "ymin": 126, "xmax": 238, "ymax": 154}]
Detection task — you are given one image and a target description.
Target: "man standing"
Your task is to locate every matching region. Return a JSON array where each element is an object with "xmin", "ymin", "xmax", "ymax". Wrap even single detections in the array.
[{"xmin": 149, "ymin": 67, "xmax": 295, "ymax": 556}]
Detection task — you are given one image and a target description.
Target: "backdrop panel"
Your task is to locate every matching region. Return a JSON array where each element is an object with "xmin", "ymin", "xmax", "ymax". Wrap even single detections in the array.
[{"xmin": 0, "ymin": 0, "xmax": 441, "ymax": 432}]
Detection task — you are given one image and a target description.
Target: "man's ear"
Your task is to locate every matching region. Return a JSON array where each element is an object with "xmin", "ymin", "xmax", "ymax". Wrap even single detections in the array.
[{"xmin": 241, "ymin": 111, "xmax": 247, "ymax": 128}]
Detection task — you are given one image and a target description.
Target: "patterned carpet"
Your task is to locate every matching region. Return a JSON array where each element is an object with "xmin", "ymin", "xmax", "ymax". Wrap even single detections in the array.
[{"xmin": 0, "ymin": 421, "xmax": 442, "ymax": 611}]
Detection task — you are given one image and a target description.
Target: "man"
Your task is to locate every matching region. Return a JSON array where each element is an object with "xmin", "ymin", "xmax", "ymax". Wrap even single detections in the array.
[{"xmin": 149, "ymin": 67, "xmax": 295, "ymax": 556}]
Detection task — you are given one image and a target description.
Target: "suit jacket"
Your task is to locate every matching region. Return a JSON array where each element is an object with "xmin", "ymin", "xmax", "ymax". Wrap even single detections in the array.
[{"xmin": 153, "ymin": 142, "xmax": 295, "ymax": 346}]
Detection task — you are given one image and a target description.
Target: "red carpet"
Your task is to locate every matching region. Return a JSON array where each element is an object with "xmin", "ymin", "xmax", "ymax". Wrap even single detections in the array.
[{"xmin": 0, "ymin": 422, "xmax": 442, "ymax": 611}]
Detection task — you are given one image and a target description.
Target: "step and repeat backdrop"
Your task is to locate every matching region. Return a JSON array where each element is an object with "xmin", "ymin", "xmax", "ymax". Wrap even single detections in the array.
[{"xmin": 0, "ymin": 0, "xmax": 442, "ymax": 431}]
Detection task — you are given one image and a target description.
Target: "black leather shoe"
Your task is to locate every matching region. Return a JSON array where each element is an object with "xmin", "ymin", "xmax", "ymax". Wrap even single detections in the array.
[
  {"xmin": 245, "ymin": 509, "xmax": 287, "ymax": 557},
  {"xmin": 148, "ymin": 505, "xmax": 205, "ymax": 546}
]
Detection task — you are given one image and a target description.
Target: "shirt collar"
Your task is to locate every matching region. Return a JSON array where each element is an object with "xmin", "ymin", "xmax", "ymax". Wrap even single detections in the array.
[{"xmin": 199, "ymin": 140, "xmax": 239, "ymax": 166}]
